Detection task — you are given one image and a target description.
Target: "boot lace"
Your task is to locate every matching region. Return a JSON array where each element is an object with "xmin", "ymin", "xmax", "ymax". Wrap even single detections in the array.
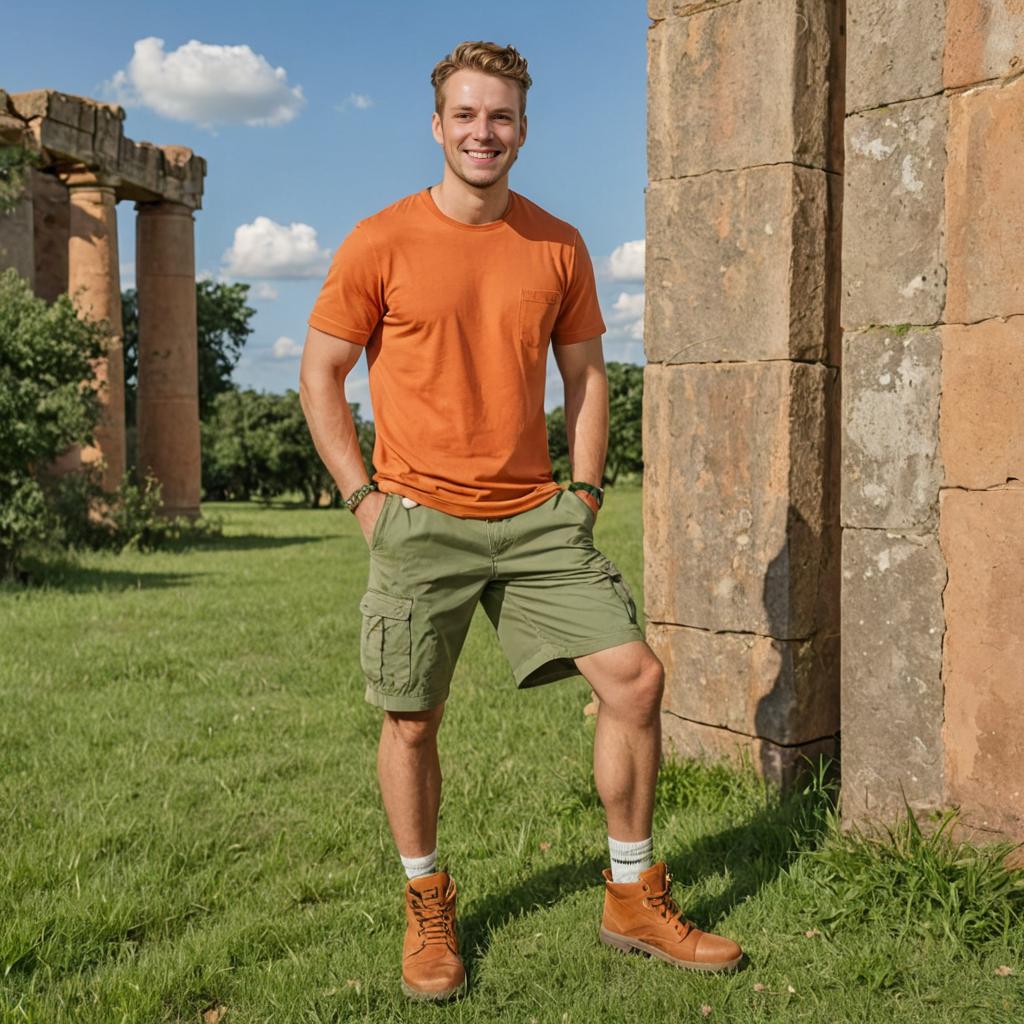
[
  {"xmin": 409, "ymin": 889, "xmax": 455, "ymax": 948},
  {"xmin": 647, "ymin": 871, "xmax": 694, "ymax": 940}
]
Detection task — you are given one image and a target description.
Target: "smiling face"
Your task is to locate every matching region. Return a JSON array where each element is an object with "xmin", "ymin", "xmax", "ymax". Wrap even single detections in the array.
[{"xmin": 431, "ymin": 69, "xmax": 527, "ymax": 191}]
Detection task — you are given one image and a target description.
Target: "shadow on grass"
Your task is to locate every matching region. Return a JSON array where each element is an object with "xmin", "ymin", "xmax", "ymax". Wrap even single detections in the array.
[
  {"xmin": 666, "ymin": 759, "xmax": 837, "ymax": 932},
  {"xmin": 191, "ymin": 534, "xmax": 328, "ymax": 554},
  {"xmin": 14, "ymin": 562, "xmax": 203, "ymax": 592},
  {"xmin": 460, "ymin": 854, "xmax": 607, "ymax": 967}
]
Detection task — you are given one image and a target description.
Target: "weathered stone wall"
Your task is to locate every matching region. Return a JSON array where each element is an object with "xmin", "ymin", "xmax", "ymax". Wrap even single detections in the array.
[
  {"xmin": 841, "ymin": 1, "xmax": 1024, "ymax": 837},
  {"xmin": 645, "ymin": 0, "xmax": 845, "ymax": 785}
]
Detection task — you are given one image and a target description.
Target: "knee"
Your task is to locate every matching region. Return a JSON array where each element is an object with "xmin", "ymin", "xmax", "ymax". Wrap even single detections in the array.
[
  {"xmin": 383, "ymin": 705, "xmax": 444, "ymax": 749},
  {"xmin": 634, "ymin": 656, "xmax": 665, "ymax": 718}
]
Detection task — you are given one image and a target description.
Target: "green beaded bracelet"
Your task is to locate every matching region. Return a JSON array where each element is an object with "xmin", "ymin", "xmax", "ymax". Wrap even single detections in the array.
[
  {"xmin": 344, "ymin": 480, "xmax": 378, "ymax": 512},
  {"xmin": 568, "ymin": 481, "xmax": 604, "ymax": 508}
]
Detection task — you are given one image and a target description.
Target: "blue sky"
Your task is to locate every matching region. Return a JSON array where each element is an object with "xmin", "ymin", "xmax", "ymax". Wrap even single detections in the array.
[{"xmin": 3, "ymin": 1, "xmax": 648, "ymax": 416}]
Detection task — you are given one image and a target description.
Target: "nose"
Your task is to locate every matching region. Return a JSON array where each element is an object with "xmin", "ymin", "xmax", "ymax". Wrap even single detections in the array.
[{"xmin": 472, "ymin": 115, "xmax": 494, "ymax": 141}]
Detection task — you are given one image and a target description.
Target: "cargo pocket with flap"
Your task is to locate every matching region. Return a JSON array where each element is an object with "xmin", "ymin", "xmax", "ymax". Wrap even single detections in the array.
[
  {"xmin": 599, "ymin": 558, "xmax": 637, "ymax": 625},
  {"xmin": 519, "ymin": 288, "xmax": 561, "ymax": 347},
  {"xmin": 359, "ymin": 590, "xmax": 413, "ymax": 692}
]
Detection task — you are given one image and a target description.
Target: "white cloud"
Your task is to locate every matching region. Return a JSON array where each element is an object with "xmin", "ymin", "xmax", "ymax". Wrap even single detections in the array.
[
  {"xmin": 608, "ymin": 290, "xmax": 645, "ymax": 341},
  {"xmin": 107, "ymin": 37, "xmax": 305, "ymax": 128},
  {"xmin": 222, "ymin": 217, "xmax": 331, "ymax": 279},
  {"xmin": 272, "ymin": 336, "xmax": 303, "ymax": 359},
  {"xmin": 252, "ymin": 282, "xmax": 279, "ymax": 300},
  {"xmin": 606, "ymin": 239, "xmax": 645, "ymax": 282},
  {"xmin": 338, "ymin": 92, "xmax": 375, "ymax": 111}
]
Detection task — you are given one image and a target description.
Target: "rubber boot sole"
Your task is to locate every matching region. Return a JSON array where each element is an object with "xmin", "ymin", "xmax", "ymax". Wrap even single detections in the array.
[
  {"xmin": 401, "ymin": 976, "xmax": 468, "ymax": 1002},
  {"xmin": 599, "ymin": 927, "xmax": 743, "ymax": 973}
]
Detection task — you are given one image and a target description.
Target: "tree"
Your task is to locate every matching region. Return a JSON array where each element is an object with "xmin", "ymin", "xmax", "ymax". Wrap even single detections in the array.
[
  {"xmin": 0, "ymin": 268, "xmax": 105, "ymax": 576},
  {"xmin": 201, "ymin": 389, "xmax": 375, "ymax": 506},
  {"xmin": 604, "ymin": 361, "xmax": 644, "ymax": 485},
  {"xmin": 545, "ymin": 361, "xmax": 644, "ymax": 487},
  {"xmin": 122, "ymin": 279, "xmax": 256, "ymax": 423}
]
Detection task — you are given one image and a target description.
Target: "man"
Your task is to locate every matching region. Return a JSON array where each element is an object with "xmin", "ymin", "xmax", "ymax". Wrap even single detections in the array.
[{"xmin": 300, "ymin": 41, "xmax": 743, "ymax": 1002}]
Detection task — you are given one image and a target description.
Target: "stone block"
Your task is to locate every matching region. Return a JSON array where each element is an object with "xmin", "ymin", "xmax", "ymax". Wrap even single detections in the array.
[
  {"xmin": 940, "ymin": 319, "xmax": 1024, "ymax": 489},
  {"xmin": 940, "ymin": 489, "xmax": 1024, "ymax": 839},
  {"xmin": 650, "ymin": 622, "xmax": 839, "ymax": 746},
  {"xmin": 945, "ymin": 75, "xmax": 1024, "ymax": 323},
  {"xmin": 93, "ymin": 105, "xmax": 123, "ymax": 166},
  {"xmin": 841, "ymin": 327, "xmax": 943, "ymax": 529},
  {"xmin": 646, "ymin": 166, "xmax": 830, "ymax": 363},
  {"xmin": 842, "ymin": 95, "xmax": 947, "ymax": 328},
  {"xmin": 648, "ymin": 0, "xmax": 839, "ymax": 179},
  {"xmin": 662, "ymin": 711, "xmax": 837, "ymax": 789},
  {"xmin": 945, "ymin": 0, "xmax": 1024, "ymax": 89},
  {"xmin": 841, "ymin": 529, "xmax": 946, "ymax": 823},
  {"xmin": 32, "ymin": 116, "xmax": 95, "ymax": 163},
  {"xmin": 846, "ymin": 0, "xmax": 945, "ymax": 112},
  {"xmin": 643, "ymin": 361, "xmax": 832, "ymax": 638}
]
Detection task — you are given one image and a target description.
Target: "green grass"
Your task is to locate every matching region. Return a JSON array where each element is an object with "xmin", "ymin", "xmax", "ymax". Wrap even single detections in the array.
[{"xmin": 2, "ymin": 484, "xmax": 1022, "ymax": 1023}]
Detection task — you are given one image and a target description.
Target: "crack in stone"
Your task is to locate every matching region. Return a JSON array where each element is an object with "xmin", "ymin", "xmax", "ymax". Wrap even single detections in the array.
[
  {"xmin": 651, "ymin": 159, "xmax": 839, "ymax": 184},
  {"xmin": 662, "ymin": 709, "xmax": 838, "ymax": 749},
  {"xmin": 646, "ymin": 619, "xmax": 816, "ymax": 643}
]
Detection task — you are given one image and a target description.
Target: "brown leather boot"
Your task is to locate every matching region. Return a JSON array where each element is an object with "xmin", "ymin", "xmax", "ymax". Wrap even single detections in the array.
[
  {"xmin": 401, "ymin": 870, "xmax": 467, "ymax": 1001},
  {"xmin": 600, "ymin": 862, "xmax": 743, "ymax": 972}
]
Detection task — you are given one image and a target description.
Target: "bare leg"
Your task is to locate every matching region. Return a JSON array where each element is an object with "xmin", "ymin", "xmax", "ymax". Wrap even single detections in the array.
[
  {"xmin": 377, "ymin": 704, "xmax": 446, "ymax": 856},
  {"xmin": 575, "ymin": 641, "xmax": 665, "ymax": 840}
]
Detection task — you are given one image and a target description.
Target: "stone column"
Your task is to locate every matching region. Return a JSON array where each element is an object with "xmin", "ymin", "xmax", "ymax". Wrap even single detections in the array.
[
  {"xmin": 135, "ymin": 200, "xmax": 201, "ymax": 518},
  {"xmin": 645, "ymin": 0, "xmax": 844, "ymax": 786},
  {"xmin": 32, "ymin": 170, "xmax": 69, "ymax": 303},
  {"xmin": 842, "ymin": 0, "xmax": 1024, "ymax": 838},
  {"xmin": 64, "ymin": 166, "xmax": 126, "ymax": 491},
  {"xmin": 0, "ymin": 179, "xmax": 35, "ymax": 288}
]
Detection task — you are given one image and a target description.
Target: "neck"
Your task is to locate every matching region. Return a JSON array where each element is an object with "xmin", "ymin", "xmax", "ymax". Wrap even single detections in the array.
[{"xmin": 430, "ymin": 174, "xmax": 510, "ymax": 225}]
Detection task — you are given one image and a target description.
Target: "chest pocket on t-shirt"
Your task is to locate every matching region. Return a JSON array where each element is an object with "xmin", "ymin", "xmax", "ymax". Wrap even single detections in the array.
[{"xmin": 519, "ymin": 289, "xmax": 562, "ymax": 347}]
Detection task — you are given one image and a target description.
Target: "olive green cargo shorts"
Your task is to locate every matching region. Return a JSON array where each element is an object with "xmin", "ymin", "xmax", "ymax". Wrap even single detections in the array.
[{"xmin": 358, "ymin": 488, "xmax": 646, "ymax": 711}]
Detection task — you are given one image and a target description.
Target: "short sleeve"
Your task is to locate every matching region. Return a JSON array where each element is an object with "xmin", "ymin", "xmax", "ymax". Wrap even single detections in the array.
[
  {"xmin": 307, "ymin": 223, "xmax": 385, "ymax": 345},
  {"xmin": 551, "ymin": 230, "xmax": 607, "ymax": 345}
]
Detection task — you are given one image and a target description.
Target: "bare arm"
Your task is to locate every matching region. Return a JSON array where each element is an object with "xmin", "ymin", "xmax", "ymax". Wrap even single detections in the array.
[
  {"xmin": 552, "ymin": 335, "xmax": 608, "ymax": 515},
  {"xmin": 299, "ymin": 325, "xmax": 383, "ymax": 543}
]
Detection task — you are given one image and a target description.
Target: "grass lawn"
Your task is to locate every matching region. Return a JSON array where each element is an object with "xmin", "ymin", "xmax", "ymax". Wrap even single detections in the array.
[{"xmin": 2, "ymin": 484, "xmax": 1022, "ymax": 1023}]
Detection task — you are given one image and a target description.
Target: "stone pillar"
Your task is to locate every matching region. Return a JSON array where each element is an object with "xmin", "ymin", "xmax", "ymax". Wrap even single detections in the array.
[
  {"xmin": 135, "ymin": 200, "xmax": 201, "ymax": 518},
  {"xmin": 63, "ymin": 167, "xmax": 126, "ymax": 491},
  {"xmin": 841, "ymin": 1, "xmax": 1024, "ymax": 838},
  {"xmin": 645, "ymin": 0, "xmax": 844, "ymax": 785}
]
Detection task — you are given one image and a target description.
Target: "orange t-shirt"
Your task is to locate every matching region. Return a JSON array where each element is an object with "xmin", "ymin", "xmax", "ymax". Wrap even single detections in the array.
[{"xmin": 308, "ymin": 188, "xmax": 606, "ymax": 518}]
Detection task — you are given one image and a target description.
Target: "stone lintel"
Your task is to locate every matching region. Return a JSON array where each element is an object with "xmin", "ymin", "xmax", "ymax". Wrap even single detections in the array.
[{"xmin": 5, "ymin": 89, "xmax": 205, "ymax": 210}]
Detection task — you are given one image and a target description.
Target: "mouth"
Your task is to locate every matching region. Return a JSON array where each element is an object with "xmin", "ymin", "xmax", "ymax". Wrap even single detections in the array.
[{"xmin": 463, "ymin": 149, "xmax": 501, "ymax": 163}]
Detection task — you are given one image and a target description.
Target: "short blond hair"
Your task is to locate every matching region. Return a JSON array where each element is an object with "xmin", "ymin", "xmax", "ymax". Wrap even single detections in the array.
[{"xmin": 431, "ymin": 41, "xmax": 532, "ymax": 116}]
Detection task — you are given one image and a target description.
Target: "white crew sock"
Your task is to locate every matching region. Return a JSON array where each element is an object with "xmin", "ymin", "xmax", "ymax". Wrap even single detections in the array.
[
  {"xmin": 400, "ymin": 848, "xmax": 438, "ymax": 880},
  {"xmin": 608, "ymin": 835, "xmax": 654, "ymax": 883}
]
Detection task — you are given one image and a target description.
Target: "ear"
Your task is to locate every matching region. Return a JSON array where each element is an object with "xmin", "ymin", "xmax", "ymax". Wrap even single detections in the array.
[
  {"xmin": 431, "ymin": 110, "xmax": 443, "ymax": 146},
  {"xmin": 519, "ymin": 113, "xmax": 527, "ymax": 147}
]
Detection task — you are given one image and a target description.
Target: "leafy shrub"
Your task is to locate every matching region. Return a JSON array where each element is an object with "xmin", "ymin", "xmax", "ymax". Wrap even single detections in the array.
[
  {"xmin": 49, "ymin": 469, "xmax": 221, "ymax": 553},
  {"xmin": 0, "ymin": 268, "xmax": 106, "ymax": 576}
]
